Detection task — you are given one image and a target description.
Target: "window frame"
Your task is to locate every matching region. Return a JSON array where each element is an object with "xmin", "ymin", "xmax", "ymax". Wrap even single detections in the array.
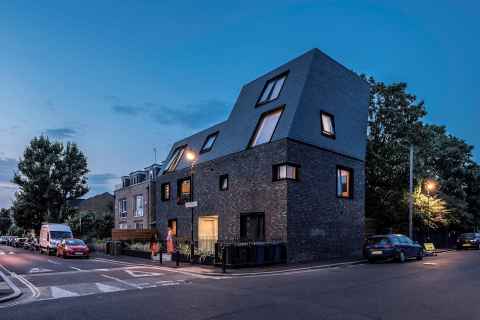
[
  {"xmin": 119, "ymin": 199, "xmax": 127, "ymax": 219},
  {"xmin": 177, "ymin": 176, "xmax": 192, "ymax": 205},
  {"xmin": 163, "ymin": 145, "xmax": 187, "ymax": 174},
  {"xmin": 272, "ymin": 162, "xmax": 300, "ymax": 182},
  {"xmin": 248, "ymin": 106, "xmax": 285, "ymax": 148},
  {"xmin": 219, "ymin": 174, "xmax": 229, "ymax": 191},
  {"xmin": 134, "ymin": 195, "xmax": 144, "ymax": 217},
  {"xmin": 320, "ymin": 111, "xmax": 336, "ymax": 139},
  {"xmin": 161, "ymin": 182, "xmax": 171, "ymax": 201},
  {"xmin": 200, "ymin": 131, "xmax": 219, "ymax": 154},
  {"xmin": 336, "ymin": 166, "xmax": 354, "ymax": 199},
  {"xmin": 256, "ymin": 71, "xmax": 289, "ymax": 107},
  {"xmin": 240, "ymin": 212, "xmax": 265, "ymax": 242}
]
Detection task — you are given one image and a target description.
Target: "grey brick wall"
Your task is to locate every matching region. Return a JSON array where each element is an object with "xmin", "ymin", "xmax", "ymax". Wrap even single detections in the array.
[
  {"xmin": 286, "ymin": 139, "xmax": 365, "ymax": 262},
  {"xmin": 114, "ymin": 182, "xmax": 151, "ymax": 229},
  {"xmin": 155, "ymin": 138, "xmax": 364, "ymax": 262}
]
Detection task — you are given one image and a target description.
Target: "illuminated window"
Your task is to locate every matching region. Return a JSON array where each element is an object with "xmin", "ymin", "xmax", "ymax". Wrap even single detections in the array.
[
  {"xmin": 219, "ymin": 174, "xmax": 228, "ymax": 191},
  {"xmin": 321, "ymin": 111, "xmax": 335, "ymax": 138},
  {"xmin": 337, "ymin": 166, "xmax": 353, "ymax": 198},
  {"xmin": 257, "ymin": 72, "xmax": 288, "ymax": 105},
  {"xmin": 177, "ymin": 177, "xmax": 191, "ymax": 204},
  {"xmin": 161, "ymin": 183, "xmax": 170, "ymax": 201},
  {"xmin": 273, "ymin": 163, "xmax": 299, "ymax": 181},
  {"xmin": 249, "ymin": 107, "xmax": 283, "ymax": 147},
  {"xmin": 134, "ymin": 195, "xmax": 144, "ymax": 217},
  {"xmin": 200, "ymin": 131, "xmax": 219, "ymax": 153},
  {"xmin": 164, "ymin": 145, "xmax": 186, "ymax": 173},
  {"xmin": 168, "ymin": 219, "xmax": 177, "ymax": 236}
]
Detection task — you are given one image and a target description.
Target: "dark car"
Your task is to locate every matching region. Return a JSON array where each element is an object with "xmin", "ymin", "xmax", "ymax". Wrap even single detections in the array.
[
  {"xmin": 14, "ymin": 237, "xmax": 28, "ymax": 248},
  {"xmin": 23, "ymin": 238, "xmax": 38, "ymax": 251},
  {"xmin": 56, "ymin": 239, "xmax": 90, "ymax": 258},
  {"xmin": 364, "ymin": 234, "xmax": 424, "ymax": 263},
  {"xmin": 456, "ymin": 233, "xmax": 480, "ymax": 250}
]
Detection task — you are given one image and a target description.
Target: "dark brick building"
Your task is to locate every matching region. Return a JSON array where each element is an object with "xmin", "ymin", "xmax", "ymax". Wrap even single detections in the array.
[{"xmin": 155, "ymin": 48, "xmax": 369, "ymax": 262}]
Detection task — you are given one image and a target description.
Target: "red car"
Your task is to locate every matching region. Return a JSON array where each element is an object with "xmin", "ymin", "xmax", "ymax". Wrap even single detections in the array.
[{"xmin": 56, "ymin": 239, "xmax": 90, "ymax": 258}]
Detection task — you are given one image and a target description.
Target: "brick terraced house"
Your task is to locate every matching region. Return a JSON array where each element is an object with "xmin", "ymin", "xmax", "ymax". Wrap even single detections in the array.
[{"xmin": 155, "ymin": 48, "xmax": 369, "ymax": 262}]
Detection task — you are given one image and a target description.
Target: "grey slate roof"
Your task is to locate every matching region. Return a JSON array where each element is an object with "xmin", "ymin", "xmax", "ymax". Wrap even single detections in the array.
[{"xmin": 162, "ymin": 48, "xmax": 369, "ymax": 174}]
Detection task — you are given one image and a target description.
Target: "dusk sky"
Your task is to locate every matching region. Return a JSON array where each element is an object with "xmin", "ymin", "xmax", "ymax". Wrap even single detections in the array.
[{"xmin": 0, "ymin": 1, "xmax": 478, "ymax": 208}]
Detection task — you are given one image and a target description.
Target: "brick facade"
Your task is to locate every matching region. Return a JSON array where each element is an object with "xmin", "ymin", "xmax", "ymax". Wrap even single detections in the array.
[{"xmin": 114, "ymin": 182, "xmax": 151, "ymax": 230}]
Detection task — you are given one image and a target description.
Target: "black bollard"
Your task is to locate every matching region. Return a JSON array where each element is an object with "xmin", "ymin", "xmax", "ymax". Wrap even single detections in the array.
[
  {"xmin": 222, "ymin": 246, "xmax": 227, "ymax": 274},
  {"xmin": 176, "ymin": 250, "xmax": 180, "ymax": 267}
]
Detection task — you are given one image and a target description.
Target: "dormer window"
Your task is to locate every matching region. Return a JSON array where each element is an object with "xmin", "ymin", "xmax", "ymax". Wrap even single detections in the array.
[
  {"xmin": 164, "ymin": 145, "xmax": 186, "ymax": 173},
  {"xmin": 321, "ymin": 111, "xmax": 335, "ymax": 138},
  {"xmin": 249, "ymin": 107, "xmax": 284, "ymax": 147},
  {"xmin": 200, "ymin": 131, "xmax": 219, "ymax": 154},
  {"xmin": 257, "ymin": 72, "xmax": 288, "ymax": 106}
]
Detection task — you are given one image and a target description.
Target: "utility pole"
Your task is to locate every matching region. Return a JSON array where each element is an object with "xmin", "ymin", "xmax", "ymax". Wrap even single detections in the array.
[{"xmin": 409, "ymin": 144, "xmax": 414, "ymax": 239}]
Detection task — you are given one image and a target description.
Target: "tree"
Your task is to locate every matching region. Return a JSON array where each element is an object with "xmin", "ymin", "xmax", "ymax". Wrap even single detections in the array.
[
  {"xmin": 12, "ymin": 136, "xmax": 89, "ymax": 232},
  {"xmin": 0, "ymin": 208, "xmax": 12, "ymax": 235},
  {"xmin": 66, "ymin": 211, "xmax": 113, "ymax": 240}
]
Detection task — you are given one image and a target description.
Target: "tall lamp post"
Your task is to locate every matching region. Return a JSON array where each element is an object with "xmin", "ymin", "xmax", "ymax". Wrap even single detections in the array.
[{"xmin": 185, "ymin": 150, "xmax": 197, "ymax": 262}]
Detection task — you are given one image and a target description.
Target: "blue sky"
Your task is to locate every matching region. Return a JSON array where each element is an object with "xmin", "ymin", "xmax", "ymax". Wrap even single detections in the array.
[{"xmin": 0, "ymin": 1, "xmax": 478, "ymax": 208}]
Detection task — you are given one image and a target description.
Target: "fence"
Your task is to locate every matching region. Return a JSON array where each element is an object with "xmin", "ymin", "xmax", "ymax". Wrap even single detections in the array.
[{"xmin": 214, "ymin": 241, "xmax": 287, "ymax": 268}]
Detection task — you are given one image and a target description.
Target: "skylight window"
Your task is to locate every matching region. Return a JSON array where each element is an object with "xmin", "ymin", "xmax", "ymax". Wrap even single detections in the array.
[
  {"xmin": 200, "ymin": 131, "xmax": 219, "ymax": 153},
  {"xmin": 249, "ymin": 107, "xmax": 283, "ymax": 147},
  {"xmin": 321, "ymin": 111, "xmax": 335, "ymax": 138},
  {"xmin": 257, "ymin": 72, "xmax": 288, "ymax": 105},
  {"xmin": 163, "ymin": 145, "xmax": 186, "ymax": 173}
]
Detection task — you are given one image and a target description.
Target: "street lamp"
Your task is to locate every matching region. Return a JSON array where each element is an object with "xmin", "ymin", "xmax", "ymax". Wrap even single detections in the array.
[{"xmin": 184, "ymin": 149, "xmax": 197, "ymax": 262}]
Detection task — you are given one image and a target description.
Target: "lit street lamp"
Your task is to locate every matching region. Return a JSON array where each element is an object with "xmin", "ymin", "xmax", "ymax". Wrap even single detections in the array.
[{"xmin": 185, "ymin": 149, "xmax": 197, "ymax": 262}]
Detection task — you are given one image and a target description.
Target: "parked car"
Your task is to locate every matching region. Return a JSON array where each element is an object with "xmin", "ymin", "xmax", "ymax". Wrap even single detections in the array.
[
  {"xmin": 7, "ymin": 236, "xmax": 17, "ymax": 246},
  {"xmin": 364, "ymin": 234, "xmax": 424, "ymax": 263},
  {"xmin": 23, "ymin": 238, "xmax": 38, "ymax": 251},
  {"xmin": 56, "ymin": 239, "xmax": 90, "ymax": 258},
  {"xmin": 14, "ymin": 237, "xmax": 28, "ymax": 248},
  {"xmin": 0, "ymin": 236, "xmax": 8, "ymax": 245},
  {"xmin": 39, "ymin": 223, "xmax": 73, "ymax": 255},
  {"xmin": 456, "ymin": 233, "xmax": 480, "ymax": 250}
]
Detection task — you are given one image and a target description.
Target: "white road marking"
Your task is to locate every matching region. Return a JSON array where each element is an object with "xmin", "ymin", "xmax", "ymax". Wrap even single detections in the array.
[
  {"xmin": 70, "ymin": 266, "xmax": 82, "ymax": 271},
  {"xmin": 124, "ymin": 269, "xmax": 164, "ymax": 278},
  {"xmin": 0, "ymin": 251, "xmax": 5, "ymax": 255},
  {"xmin": 95, "ymin": 282, "xmax": 123, "ymax": 293},
  {"xmin": 423, "ymin": 262, "xmax": 437, "ymax": 266},
  {"xmin": 8, "ymin": 252, "xmax": 14, "ymax": 255},
  {"xmin": 47, "ymin": 259, "xmax": 61, "ymax": 265},
  {"xmin": 50, "ymin": 286, "xmax": 79, "ymax": 298},
  {"xmin": 101, "ymin": 274, "xmax": 142, "ymax": 289},
  {"xmin": 29, "ymin": 267, "xmax": 53, "ymax": 274}
]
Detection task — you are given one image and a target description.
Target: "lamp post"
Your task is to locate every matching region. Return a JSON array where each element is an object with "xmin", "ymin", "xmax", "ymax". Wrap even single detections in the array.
[
  {"xmin": 424, "ymin": 179, "xmax": 437, "ymax": 242},
  {"xmin": 185, "ymin": 150, "xmax": 197, "ymax": 263}
]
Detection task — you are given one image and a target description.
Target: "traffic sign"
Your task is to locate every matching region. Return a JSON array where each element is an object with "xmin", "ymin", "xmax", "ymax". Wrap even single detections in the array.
[{"xmin": 185, "ymin": 201, "xmax": 198, "ymax": 208}]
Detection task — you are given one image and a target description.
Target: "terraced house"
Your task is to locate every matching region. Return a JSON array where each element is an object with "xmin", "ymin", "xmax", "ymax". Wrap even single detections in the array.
[
  {"xmin": 114, "ymin": 164, "xmax": 162, "ymax": 231},
  {"xmin": 155, "ymin": 48, "xmax": 369, "ymax": 262}
]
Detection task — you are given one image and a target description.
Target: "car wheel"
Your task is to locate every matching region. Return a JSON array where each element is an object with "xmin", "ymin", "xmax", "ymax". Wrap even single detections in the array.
[
  {"xmin": 397, "ymin": 251, "xmax": 406, "ymax": 263},
  {"xmin": 416, "ymin": 249, "xmax": 424, "ymax": 260}
]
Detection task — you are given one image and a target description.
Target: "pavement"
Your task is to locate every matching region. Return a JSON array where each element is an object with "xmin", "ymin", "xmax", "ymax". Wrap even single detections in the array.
[{"xmin": 1, "ymin": 245, "xmax": 479, "ymax": 319}]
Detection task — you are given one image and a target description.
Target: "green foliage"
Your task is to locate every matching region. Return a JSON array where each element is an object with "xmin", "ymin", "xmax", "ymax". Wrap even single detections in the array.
[
  {"xmin": 366, "ymin": 77, "xmax": 480, "ymax": 233},
  {"xmin": 12, "ymin": 136, "xmax": 89, "ymax": 231},
  {"xmin": 411, "ymin": 183, "xmax": 449, "ymax": 230},
  {"xmin": 0, "ymin": 208, "xmax": 12, "ymax": 235},
  {"xmin": 65, "ymin": 210, "xmax": 113, "ymax": 240}
]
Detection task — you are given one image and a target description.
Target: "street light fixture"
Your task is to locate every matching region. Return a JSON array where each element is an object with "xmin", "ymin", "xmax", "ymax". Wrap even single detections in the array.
[{"xmin": 184, "ymin": 149, "xmax": 197, "ymax": 263}]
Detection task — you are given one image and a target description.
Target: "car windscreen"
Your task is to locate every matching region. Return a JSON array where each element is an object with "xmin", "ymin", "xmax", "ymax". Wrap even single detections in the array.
[
  {"xmin": 460, "ymin": 233, "xmax": 476, "ymax": 239},
  {"xmin": 50, "ymin": 231, "xmax": 72, "ymax": 240},
  {"xmin": 65, "ymin": 240, "xmax": 85, "ymax": 246},
  {"xmin": 367, "ymin": 237, "xmax": 391, "ymax": 245}
]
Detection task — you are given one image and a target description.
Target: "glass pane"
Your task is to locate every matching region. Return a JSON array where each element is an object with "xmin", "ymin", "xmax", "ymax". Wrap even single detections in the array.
[
  {"xmin": 165, "ymin": 147, "xmax": 185, "ymax": 172},
  {"xmin": 286, "ymin": 166, "xmax": 296, "ymax": 179},
  {"xmin": 202, "ymin": 134, "xmax": 217, "ymax": 151},
  {"xmin": 221, "ymin": 176, "xmax": 228, "ymax": 190},
  {"xmin": 259, "ymin": 81, "xmax": 275, "ymax": 103},
  {"xmin": 251, "ymin": 109, "xmax": 283, "ymax": 146},
  {"xmin": 278, "ymin": 165, "xmax": 287, "ymax": 179},
  {"xmin": 337, "ymin": 169, "xmax": 350, "ymax": 197},
  {"xmin": 322, "ymin": 113, "xmax": 334, "ymax": 135},
  {"xmin": 270, "ymin": 76, "xmax": 286, "ymax": 100}
]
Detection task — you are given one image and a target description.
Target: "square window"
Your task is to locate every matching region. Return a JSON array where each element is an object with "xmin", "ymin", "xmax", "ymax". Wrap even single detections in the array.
[
  {"xmin": 240, "ymin": 213, "xmax": 265, "ymax": 241},
  {"xmin": 219, "ymin": 174, "xmax": 228, "ymax": 191},
  {"xmin": 161, "ymin": 183, "xmax": 171, "ymax": 201},
  {"xmin": 337, "ymin": 166, "xmax": 353, "ymax": 198},
  {"xmin": 177, "ymin": 177, "xmax": 191, "ymax": 204},
  {"xmin": 257, "ymin": 72, "xmax": 288, "ymax": 105},
  {"xmin": 249, "ymin": 107, "xmax": 284, "ymax": 147},
  {"xmin": 168, "ymin": 219, "xmax": 177, "ymax": 236},
  {"xmin": 273, "ymin": 163, "xmax": 299, "ymax": 181},
  {"xmin": 321, "ymin": 111, "xmax": 335, "ymax": 138},
  {"xmin": 163, "ymin": 145, "xmax": 186, "ymax": 173},
  {"xmin": 200, "ymin": 131, "xmax": 219, "ymax": 153}
]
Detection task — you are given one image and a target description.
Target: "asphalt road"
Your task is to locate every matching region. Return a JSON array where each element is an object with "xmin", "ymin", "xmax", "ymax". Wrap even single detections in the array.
[{"xmin": 1, "ymin": 245, "xmax": 480, "ymax": 320}]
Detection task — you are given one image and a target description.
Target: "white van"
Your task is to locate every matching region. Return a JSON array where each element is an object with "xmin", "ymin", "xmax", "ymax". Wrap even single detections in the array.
[{"xmin": 39, "ymin": 223, "xmax": 73, "ymax": 255}]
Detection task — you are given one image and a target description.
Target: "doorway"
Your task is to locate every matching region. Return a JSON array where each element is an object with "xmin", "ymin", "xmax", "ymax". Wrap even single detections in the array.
[{"xmin": 198, "ymin": 216, "xmax": 218, "ymax": 254}]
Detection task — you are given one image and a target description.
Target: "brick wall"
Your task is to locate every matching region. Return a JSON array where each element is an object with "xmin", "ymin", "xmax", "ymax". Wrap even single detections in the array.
[{"xmin": 114, "ymin": 181, "xmax": 150, "ymax": 230}]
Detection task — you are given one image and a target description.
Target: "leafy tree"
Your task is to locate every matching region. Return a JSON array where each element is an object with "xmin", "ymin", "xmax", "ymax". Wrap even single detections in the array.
[
  {"xmin": 0, "ymin": 208, "xmax": 12, "ymax": 235},
  {"xmin": 12, "ymin": 136, "xmax": 89, "ymax": 232},
  {"xmin": 410, "ymin": 182, "xmax": 449, "ymax": 230},
  {"xmin": 66, "ymin": 211, "xmax": 113, "ymax": 240}
]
